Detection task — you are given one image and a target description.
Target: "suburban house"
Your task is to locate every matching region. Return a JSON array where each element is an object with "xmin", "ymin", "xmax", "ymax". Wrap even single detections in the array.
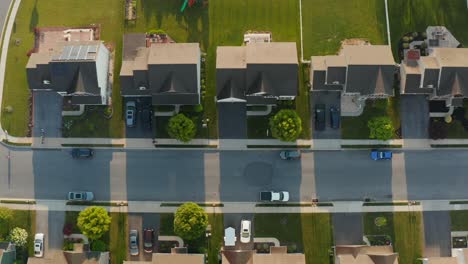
[
  {"xmin": 120, "ymin": 33, "xmax": 201, "ymax": 106},
  {"xmin": 27, "ymin": 243, "xmax": 109, "ymax": 264},
  {"xmin": 400, "ymin": 48, "xmax": 468, "ymax": 107},
  {"xmin": 334, "ymin": 245, "xmax": 399, "ymax": 264},
  {"xmin": 216, "ymin": 42, "xmax": 298, "ymax": 104},
  {"xmin": 123, "ymin": 247, "xmax": 205, "ymax": 264},
  {"xmin": 0, "ymin": 242, "xmax": 16, "ymax": 264},
  {"xmin": 421, "ymin": 248, "xmax": 468, "ymax": 264},
  {"xmin": 310, "ymin": 45, "xmax": 396, "ymax": 105},
  {"xmin": 222, "ymin": 246, "xmax": 305, "ymax": 264},
  {"xmin": 26, "ymin": 27, "xmax": 110, "ymax": 105}
]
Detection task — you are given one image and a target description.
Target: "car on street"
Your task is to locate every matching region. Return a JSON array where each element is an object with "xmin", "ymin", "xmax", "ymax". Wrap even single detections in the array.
[
  {"xmin": 129, "ymin": 229, "xmax": 139, "ymax": 256},
  {"xmin": 67, "ymin": 191, "xmax": 94, "ymax": 201},
  {"xmin": 240, "ymin": 220, "xmax": 251, "ymax": 243},
  {"xmin": 260, "ymin": 191, "xmax": 290, "ymax": 202},
  {"xmin": 126, "ymin": 101, "xmax": 136, "ymax": 127},
  {"xmin": 143, "ymin": 228, "xmax": 155, "ymax": 253},
  {"xmin": 330, "ymin": 106, "xmax": 340, "ymax": 129},
  {"xmin": 279, "ymin": 150, "xmax": 301, "ymax": 160},
  {"xmin": 71, "ymin": 148, "xmax": 94, "ymax": 159},
  {"xmin": 370, "ymin": 150, "xmax": 392, "ymax": 160},
  {"xmin": 315, "ymin": 104, "xmax": 326, "ymax": 131},
  {"xmin": 34, "ymin": 233, "xmax": 44, "ymax": 258}
]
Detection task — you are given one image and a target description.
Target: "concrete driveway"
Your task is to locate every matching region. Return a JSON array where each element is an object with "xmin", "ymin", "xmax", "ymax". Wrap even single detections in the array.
[
  {"xmin": 400, "ymin": 95, "xmax": 429, "ymax": 139},
  {"xmin": 423, "ymin": 211, "xmax": 451, "ymax": 257},
  {"xmin": 33, "ymin": 91, "xmax": 63, "ymax": 138},
  {"xmin": 128, "ymin": 213, "xmax": 160, "ymax": 261},
  {"xmin": 35, "ymin": 209, "xmax": 66, "ymax": 262},
  {"xmin": 310, "ymin": 91, "xmax": 341, "ymax": 139},
  {"xmin": 332, "ymin": 213, "xmax": 364, "ymax": 245},
  {"xmin": 124, "ymin": 97, "xmax": 154, "ymax": 138},
  {"xmin": 218, "ymin": 103, "xmax": 246, "ymax": 139}
]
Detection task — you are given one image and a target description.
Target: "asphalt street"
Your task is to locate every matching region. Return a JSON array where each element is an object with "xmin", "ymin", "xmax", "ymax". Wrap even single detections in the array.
[
  {"xmin": 0, "ymin": 146, "xmax": 468, "ymax": 202},
  {"xmin": 0, "ymin": 0, "xmax": 12, "ymax": 38}
]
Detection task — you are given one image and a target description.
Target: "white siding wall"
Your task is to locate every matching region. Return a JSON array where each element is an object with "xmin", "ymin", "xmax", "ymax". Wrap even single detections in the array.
[{"xmin": 95, "ymin": 43, "xmax": 110, "ymax": 104}]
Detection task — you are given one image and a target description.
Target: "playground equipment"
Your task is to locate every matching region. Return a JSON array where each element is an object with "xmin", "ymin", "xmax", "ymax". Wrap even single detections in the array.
[{"xmin": 180, "ymin": 0, "xmax": 197, "ymax": 12}]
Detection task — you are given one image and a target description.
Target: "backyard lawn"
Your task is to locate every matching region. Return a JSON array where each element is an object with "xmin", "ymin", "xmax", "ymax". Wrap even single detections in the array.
[
  {"xmin": 254, "ymin": 213, "xmax": 333, "ymax": 264},
  {"xmin": 388, "ymin": 0, "xmax": 468, "ymax": 61},
  {"xmin": 301, "ymin": 0, "xmax": 388, "ymax": 57},
  {"xmin": 364, "ymin": 212, "xmax": 423, "ymax": 264},
  {"xmin": 341, "ymin": 97, "xmax": 400, "ymax": 139}
]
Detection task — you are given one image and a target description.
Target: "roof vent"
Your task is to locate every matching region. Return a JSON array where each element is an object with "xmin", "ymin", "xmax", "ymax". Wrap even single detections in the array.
[
  {"xmin": 139, "ymin": 86, "xmax": 147, "ymax": 91},
  {"xmin": 43, "ymin": 80, "xmax": 51, "ymax": 85},
  {"xmin": 427, "ymin": 84, "xmax": 434, "ymax": 88},
  {"xmin": 332, "ymin": 81, "xmax": 340, "ymax": 85}
]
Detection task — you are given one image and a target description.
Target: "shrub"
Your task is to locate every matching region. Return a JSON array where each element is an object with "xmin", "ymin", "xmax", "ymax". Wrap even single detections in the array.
[
  {"xmin": 63, "ymin": 223, "xmax": 73, "ymax": 236},
  {"xmin": 368, "ymin": 116, "xmax": 394, "ymax": 141},
  {"xmin": 402, "ymin": 43, "xmax": 410, "ymax": 49},
  {"xmin": 374, "ymin": 217, "xmax": 387, "ymax": 227},
  {"xmin": 91, "ymin": 240, "xmax": 107, "ymax": 252},
  {"xmin": 9, "ymin": 227, "xmax": 28, "ymax": 247},
  {"xmin": 174, "ymin": 202, "xmax": 208, "ymax": 241},
  {"xmin": 194, "ymin": 104, "xmax": 203, "ymax": 113},
  {"xmin": 412, "ymin": 32, "xmax": 419, "ymax": 38},
  {"xmin": 167, "ymin": 114, "xmax": 197, "ymax": 142},
  {"xmin": 77, "ymin": 207, "xmax": 111, "ymax": 240},
  {"xmin": 0, "ymin": 207, "xmax": 13, "ymax": 235},
  {"xmin": 269, "ymin": 109, "xmax": 302, "ymax": 142},
  {"xmin": 402, "ymin": 36, "xmax": 410, "ymax": 42},
  {"xmin": 63, "ymin": 240, "xmax": 74, "ymax": 251},
  {"xmin": 429, "ymin": 119, "xmax": 448, "ymax": 140}
]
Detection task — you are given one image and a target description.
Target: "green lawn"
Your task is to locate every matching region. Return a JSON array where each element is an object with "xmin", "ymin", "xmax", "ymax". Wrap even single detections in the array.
[
  {"xmin": 159, "ymin": 213, "xmax": 175, "ymax": 236},
  {"xmin": 301, "ymin": 0, "xmax": 388, "ymax": 57},
  {"xmin": 254, "ymin": 213, "xmax": 333, "ymax": 264},
  {"xmin": 450, "ymin": 210, "xmax": 468, "ymax": 231},
  {"xmin": 341, "ymin": 97, "xmax": 401, "ymax": 139},
  {"xmin": 109, "ymin": 213, "xmax": 127, "ymax": 264},
  {"xmin": 155, "ymin": 107, "xmax": 209, "ymax": 139},
  {"xmin": 0, "ymin": 209, "xmax": 36, "ymax": 263},
  {"xmin": 364, "ymin": 212, "xmax": 423, "ymax": 264},
  {"xmin": 1, "ymin": 0, "xmax": 125, "ymax": 137},
  {"xmin": 207, "ymin": 214, "xmax": 223, "ymax": 264},
  {"xmin": 388, "ymin": 0, "xmax": 468, "ymax": 61}
]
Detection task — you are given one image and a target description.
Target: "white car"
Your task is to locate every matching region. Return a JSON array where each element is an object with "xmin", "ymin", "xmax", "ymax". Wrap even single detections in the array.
[
  {"xmin": 240, "ymin": 220, "xmax": 251, "ymax": 243},
  {"xmin": 68, "ymin": 191, "xmax": 94, "ymax": 201},
  {"xmin": 34, "ymin": 233, "xmax": 44, "ymax": 257}
]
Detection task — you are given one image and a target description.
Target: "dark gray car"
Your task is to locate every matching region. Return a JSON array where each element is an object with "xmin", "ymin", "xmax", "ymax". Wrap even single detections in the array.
[{"xmin": 330, "ymin": 106, "xmax": 340, "ymax": 129}]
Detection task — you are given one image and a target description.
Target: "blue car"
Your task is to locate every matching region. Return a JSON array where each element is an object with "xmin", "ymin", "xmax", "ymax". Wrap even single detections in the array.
[{"xmin": 370, "ymin": 150, "xmax": 392, "ymax": 160}]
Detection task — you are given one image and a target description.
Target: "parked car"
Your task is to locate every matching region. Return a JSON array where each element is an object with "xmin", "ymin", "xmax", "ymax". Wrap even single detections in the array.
[
  {"xmin": 67, "ymin": 191, "xmax": 94, "ymax": 201},
  {"xmin": 141, "ymin": 108, "xmax": 152, "ymax": 130},
  {"xmin": 370, "ymin": 150, "xmax": 392, "ymax": 160},
  {"xmin": 126, "ymin": 101, "xmax": 136, "ymax": 127},
  {"xmin": 279, "ymin": 150, "xmax": 301, "ymax": 160},
  {"xmin": 71, "ymin": 148, "xmax": 94, "ymax": 159},
  {"xmin": 34, "ymin": 233, "xmax": 45, "ymax": 258},
  {"xmin": 143, "ymin": 228, "xmax": 155, "ymax": 253},
  {"xmin": 129, "ymin": 230, "xmax": 139, "ymax": 256},
  {"xmin": 315, "ymin": 104, "xmax": 326, "ymax": 131},
  {"xmin": 240, "ymin": 220, "xmax": 251, "ymax": 243},
  {"xmin": 330, "ymin": 106, "xmax": 340, "ymax": 129},
  {"xmin": 260, "ymin": 191, "xmax": 290, "ymax": 202}
]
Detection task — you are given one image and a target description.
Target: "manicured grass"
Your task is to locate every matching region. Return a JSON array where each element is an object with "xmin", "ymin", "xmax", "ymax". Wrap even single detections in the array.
[
  {"xmin": 450, "ymin": 210, "xmax": 468, "ymax": 231},
  {"xmin": 207, "ymin": 214, "xmax": 223, "ymax": 264},
  {"xmin": 159, "ymin": 213, "xmax": 175, "ymax": 236},
  {"xmin": 155, "ymin": 108, "xmax": 209, "ymax": 139},
  {"xmin": 62, "ymin": 106, "xmax": 124, "ymax": 138},
  {"xmin": 388, "ymin": 0, "xmax": 468, "ymax": 61},
  {"xmin": 341, "ymin": 97, "xmax": 401, "ymax": 139},
  {"xmin": 1, "ymin": 0, "xmax": 125, "ymax": 137},
  {"xmin": 254, "ymin": 213, "xmax": 333, "ymax": 264},
  {"xmin": 364, "ymin": 212, "xmax": 423, "ymax": 264},
  {"xmin": 301, "ymin": 0, "xmax": 387, "ymax": 57},
  {"xmin": 0, "ymin": 210, "xmax": 36, "ymax": 261},
  {"xmin": 446, "ymin": 121, "xmax": 468, "ymax": 139},
  {"xmin": 109, "ymin": 213, "xmax": 127, "ymax": 264}
]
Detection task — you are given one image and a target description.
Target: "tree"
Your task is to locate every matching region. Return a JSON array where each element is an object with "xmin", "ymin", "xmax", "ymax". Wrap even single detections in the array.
[
  {"xmin": 77, "ymin": 207, "xmax": 111, "ymax": 240},
  {"xmin": 368, "ymin": 116, "xmax": 394, "ymax": 141},
  {"xmin": 269, "ymin": 109, "xmax": 302, "ymax": 142},
  {"xmin": 9, "ymin": 227, "xmax": 28, "ymax": 247},
  {"xmin": 167, "ymin": 114, "xmax": 197, "ymax": 142},
  {"xmin": 0, "ymin": 207, "xmax": 13, "ymax": 237},
  {"xmin": 174, "ymin": 202, "xmax": 208, "ymax": 240}
]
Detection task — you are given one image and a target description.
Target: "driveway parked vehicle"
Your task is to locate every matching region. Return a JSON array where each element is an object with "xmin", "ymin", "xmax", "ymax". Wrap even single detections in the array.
[
  {"xmin": 129, "ymin": 229, "xmax": 139, "ymax": 256},
  {"xmin": 34, "ymin": 233, "xmax": 44, "ymax": 258},
  {"xmin": 240, "ymin": 220, "xmax": 251, "ymax": 243},
  {"xmin": 67, "ymin": 191, "xmax": 94, "ymax": 201},
  {"xmin": 370, "ymin": 150, "xmax": 392, "ymax": 160},
  {"xmin": 315, "ymin": 104, "xmax": 326, "ymax": 131},
  {"xmin": 143, "ymin": 228, "xmax": 155, "ymax": 253},
  {"xmin": 126, "ymin": 101, "xmax": 136, "ymax": 127},
  {"xmin": 279, "ymin": 150, "xmax": 301, "ymax": 160},
  {"xmin": 330, "ymin": 106, "xmax": 340, "ymax": 129},
  {"xmin": 260, "ymin": 191, "xmax": 290, "ymax": 202},
  {"xmin": 71, "ymin": 148, "xmax": 94, "ymax": 159}
]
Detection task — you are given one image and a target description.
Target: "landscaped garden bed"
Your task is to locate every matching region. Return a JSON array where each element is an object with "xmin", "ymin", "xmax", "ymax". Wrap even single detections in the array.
[{"xmin": 0, "ymin": 208, "xmax": 36, "ymax": 263}]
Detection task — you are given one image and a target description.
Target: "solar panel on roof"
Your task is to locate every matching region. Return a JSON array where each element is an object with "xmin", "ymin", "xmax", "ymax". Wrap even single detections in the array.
[
  {"xmin": 88, "ymin": 45, "xmax": 98, "ymax": 53},
  {"xmin": 69, "ymin": 46, "xmax": 80, "ymax": 60},
  {"xmin": 78, "ymin": 46, "xmax": 88, "ymax": 60},
  {"xmin": 59, "ymin": 46, "xmax": 73, "ymax": 60}
]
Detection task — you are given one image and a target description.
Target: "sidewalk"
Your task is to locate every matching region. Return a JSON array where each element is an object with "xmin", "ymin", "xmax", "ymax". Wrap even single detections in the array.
[{"xmin": 2, "ymin": 199, "xmax": 468, "ymax": 214}]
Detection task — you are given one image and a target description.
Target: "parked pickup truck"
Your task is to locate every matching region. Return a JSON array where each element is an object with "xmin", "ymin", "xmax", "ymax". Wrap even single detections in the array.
[{"xmin": 260, "ymin": 191, "xmax": 289, "ymax": 202}]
